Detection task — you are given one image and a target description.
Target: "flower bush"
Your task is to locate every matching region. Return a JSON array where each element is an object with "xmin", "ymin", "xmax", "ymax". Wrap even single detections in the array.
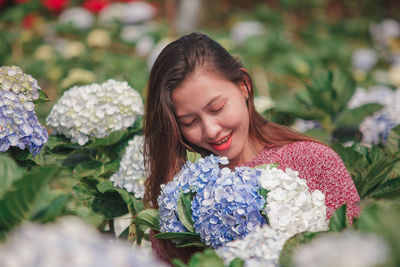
[{"xmin": 46, "ymin": 79, "xmax": 144, "ymax": 145}]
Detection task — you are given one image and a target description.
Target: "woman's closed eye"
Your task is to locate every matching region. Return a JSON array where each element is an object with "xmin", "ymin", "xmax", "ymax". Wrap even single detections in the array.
[
  {"xmin": 181, "ymin": 118, "xmax": 197, "ymax": 127},
  {"xmin": 210, "ymin": 103, "xmax": 224, "ymax": 113}
]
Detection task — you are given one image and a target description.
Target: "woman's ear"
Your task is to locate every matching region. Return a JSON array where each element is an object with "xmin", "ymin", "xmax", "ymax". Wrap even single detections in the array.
[{"xmin": 240, "ymin": 68, "xmax": 251, "ymax": 99}]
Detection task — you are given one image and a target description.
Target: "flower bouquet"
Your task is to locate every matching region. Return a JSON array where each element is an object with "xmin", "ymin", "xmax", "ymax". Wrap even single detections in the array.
[{"xmin": 136, "ymin": 152, "xmax": 328, "ymax": 266}]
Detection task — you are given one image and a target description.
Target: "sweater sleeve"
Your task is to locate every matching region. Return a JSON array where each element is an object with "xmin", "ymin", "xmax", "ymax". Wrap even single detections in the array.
[{"xmin": 280, "ymin": 141, "xmax": 361, "ymax": 223}]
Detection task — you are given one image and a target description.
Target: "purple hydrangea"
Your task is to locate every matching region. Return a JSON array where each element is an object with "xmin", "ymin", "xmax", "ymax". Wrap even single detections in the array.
[
  {"xmin": 158, "ymin": 155, "xmax": 228, "ymax": 233},
  {"xmin": 191, "ymin": 166, "xmax": 266, "ymax": 248},
  {"xmin": 0, "ymin": 91, "xmax": 48, "ymax": 156}
]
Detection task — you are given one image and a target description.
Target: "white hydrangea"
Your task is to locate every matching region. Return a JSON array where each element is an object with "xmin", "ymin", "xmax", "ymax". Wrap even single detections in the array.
[
  {"xmin": 121, "ymin": 1, "xmax": 157, "ymax": 24},
  {"xmin": 58, "ymin": 7, "xmax": 95, "ymax": 30},
  {"xmin": 0, "ymin": 217, "xmax": 166, "ymax": 267},
  {"xmin": 351, "ymin": 48, "xmax": 378, "ymax": 72},
  {"xmin": 216, "ymin": 224, "xmax": 290, "ymax": 267},
  {"xmin": 110, "ymin": 135, "xmax": 146, "ymax": 199},
  {"xmin": 46, "ymin": 80, "xmax": 144, "ymax": 146},
  {"xmin": 258, "ymin": 166, "xmax": 328, "ymax": 235},
  {"xmin": 292, "ymin": 230, "xmax": 389, "ymax": 267},
  {"xmin": 0, "ymin": 66, "xmax": 41, "ymax": 101},
  {"xmin": 230, "ymin": 21, "xmax": 265, "ymax": 45}
]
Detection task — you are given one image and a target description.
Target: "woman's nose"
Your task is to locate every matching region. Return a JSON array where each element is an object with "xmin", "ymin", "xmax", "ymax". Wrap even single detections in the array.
[{"xmin": 202, "ymin": 117, "xmax": 221, "ymax": 140}]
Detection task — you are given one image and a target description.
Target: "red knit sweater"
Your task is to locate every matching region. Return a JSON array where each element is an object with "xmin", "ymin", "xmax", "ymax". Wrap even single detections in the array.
[{"xmin": 151, "ymin": 141, "xmax": 361, "ymax": 262}]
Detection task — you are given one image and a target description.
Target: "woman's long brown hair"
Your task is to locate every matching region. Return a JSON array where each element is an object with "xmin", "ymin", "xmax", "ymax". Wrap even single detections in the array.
[{"xmin": 143, "ymin": 32, "xmax": 317, "ymax": 263}]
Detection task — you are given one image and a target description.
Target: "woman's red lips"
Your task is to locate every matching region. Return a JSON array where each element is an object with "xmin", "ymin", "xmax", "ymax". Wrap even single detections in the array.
[{"xmin": 210, "ymin": 133, "xmax": 232, "ymax": 151}]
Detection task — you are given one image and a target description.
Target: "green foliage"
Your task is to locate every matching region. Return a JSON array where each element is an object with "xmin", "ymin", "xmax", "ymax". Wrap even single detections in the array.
[
  {"xmin": 0, "ymin": 162, "xmax": 59, "ymax": 237},
  {"xmin": 0, "ymin": 154, "xmax": 24, "ymax": 199},
  {"xmin": 172, "ymin": 249, "xmax": 229, "ymax": 267},
  {"xmin": 275, "ymin": 71, "xmax": 383, "ymax": 142},
  {"xmin": 328, "ymin": 205, "xmax": 350, "ymax": 231},
  {"xmin": 187, "ymin": 151, "xmax": 203, "ymax": 163},
  {"xmin": 333, "ymin": 141, "xmax": 400, "ymax": 200},
  {"xmin": 177, "ymin": 191, "xmax": 196, "ymax": 233},
  {"xmin": 134, "ymin": 209, "xmax": 160, "ymax": 231}
]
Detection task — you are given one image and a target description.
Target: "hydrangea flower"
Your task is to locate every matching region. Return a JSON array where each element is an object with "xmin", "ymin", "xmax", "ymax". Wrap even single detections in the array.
[
  {"xmin": 192, "ymin": 167, "xmax": 266, "ymax": 248},
  {"xmin": 0, "ymin": 66, "xmax": 41, "ymax": 101},
  {"xmin": 0, "ymin": 217, "xmax": 166, "ymax": 267},
  {"xmin": 0, "ymin": 66, "xmax": 48, "ymax": 156},
  {"xmin": 292, "ymin": 230, "xmax": 389, "ymax": 267},
  {"xmin": 110, "ymin": 135, "xmax": 146, "ymax": 199},
  {"xmin": 46, "ymin": 79, "xmax": 144, "ymax": 146},
  {"xmin": 158, "ymin": 155, "xmax": 228, "ymax": 234},
  {"xmin": 258, "ymin": 166, "xmax": 328, "ymax": 235},
  {"xmin": 216, "ymin": 224, "xmax": 291, "ymax": 267},
  {"xmin": 348, "ymin": 86, "xmax": 400, "ymax": 144}
]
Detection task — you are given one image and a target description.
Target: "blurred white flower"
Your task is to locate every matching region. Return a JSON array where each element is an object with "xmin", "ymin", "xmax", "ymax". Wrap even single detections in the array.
[
  {"xmin": 216, "ymin": 224, "xmax": 290, "ymax": 267},
  {"xmin": 292, "ymin": 119, "xmax": 321, "ymax": 133},
  {"xmin": 110, "ymin": 135, "xmax": 146, "ymax": 199},
  {"xmin": 34, "ymin": 45, "xmax": 56, "ymax": 61},
  {"xmin": 46, "ymin": 79, "xmax": 144, "ymax": 146},
  {"xmin": 0, "ymin": 217, "xmax": 166, "ymax": 267},
  {"xmin": 147, "ymin": 38, "xmax": 173, "ymax": 71},
  {"xmin": 230, "ymin": 21, "xmax": 265, "ymax": 45},
  {"xmin": 87, "ymin": 29, "xmax": 112, "ymax": 48},
  {"xmin": 388, "ymin": 65, "xmax": 400, "ymax": 87},
  {"xmin": 348, "ymin": 86, "xmax": 393, "ymax": 108},
  {"xmin": 370, "ymin": 19, "xmax": 400, "ymax": 46},
  {"xmin": 135, "ymin": 36, "xmax": 155, "ymax": 57},
  {"xmin": 120, "ymin": 24, "xmax": 150, "ymax": 43},
  {"xmin": 352, "ymin": 48, "xmax": 378, "ymax": 71},
  {"xmin": 122, "ymin": 1, "xmax": 157, "ymax": 24},
  {"xmin": 59, "ymin": 7, "xmax": 95, "ymax": 30},
  {"xmin": 60, "ymin": 68, "xmax": 96, "ymax": 89},
  {"xmin": 62, "ymin": 41, "xmax": 86, "ymax": 59},
  {"xmin": 293, "ymin": 230, "xmax": 389, "ymax": 267},
  {"xmin": 98, "ymin": 3, "xmax": 126, "ymax": 26},
  {"xmin": 254, "ymin": 95, "xmax": 274, "ymax": 114}
]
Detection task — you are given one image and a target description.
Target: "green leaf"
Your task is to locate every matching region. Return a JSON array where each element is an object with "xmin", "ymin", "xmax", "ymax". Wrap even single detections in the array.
[
  {"xmin": 0, "ymin": 154, "xmax": 24, "ymax": 199},
  {"xmin": 33, "ymin": 90, "xmax": 49, "ymax": 104},
  {"xmin": 369, "ymin": 178, "xmax": 400, "ymax": 199},
  {"xmin": 337, "ymin": 103, "xmax": 383, "ymax": 127},
  {"xmin": 73, "ymin": 159, "xmax": 119, "ymax": 179},
  {"xmin": 92, "ymin": 191, "xmax": 129, "ymax": 219},
  {"xmin": 73, "ymin": 160, "xmax": 103, "ymax": 179},
  {"xmin": 186, "ymin": 151, "xmax": 202, "ymax": 163},
  {"xmin": 30, "ymin": 194, "xmax": 70, "ymax": 223},
  {"xmin": 85, "ymin": 129, "xmax": 129, "ymax": 148},
  {"xmin": 176, "ymin": 241, "xmax": 207, "ymax": 248},
  {"xmin": 328, "ymin": 204, "xmax": 349, "ymax": 231},
  {"xmin": 0, "ymin": 165, "xmax": 59, "ymax": 232},
  {"xmin": 153, "ymin": 231, "xmax": 199, "ymax": 240},
  {"xmin": 118, "ymin": 225, "xmax": 130, "ymax": 240},
  {"xmin": 279, "ymin": 231, "xmax": 327, "ymax": 267},
  {"xmin": 177, "ymin": 192, "xmax": 195, "ymax": 232},
  {"xmin": 386, "ymin": 125, "xmax": 400, "ymax": 154},
  {"xmin": 184, "ymin": 249, "xmax": 225, "ymax": 267},
  {"xmin": 45, "ymin": 135, "xmax": 81, "ymax": 150},
  {"xmin": 228, "ymin": 258, "xmax": 244, "ymax": 267},
  {"xmin": 97, "ymin": 180, "xmax": 115, "ymax": 193},
  {"xmin": 134, "ymin": 209, "xmax": 160, "ymax": 231}
]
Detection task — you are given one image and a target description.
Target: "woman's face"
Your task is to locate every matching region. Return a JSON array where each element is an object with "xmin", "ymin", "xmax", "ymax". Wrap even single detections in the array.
[{"xmin": 172, "ymin": 70, "xmax": 259, "ymax": 166}]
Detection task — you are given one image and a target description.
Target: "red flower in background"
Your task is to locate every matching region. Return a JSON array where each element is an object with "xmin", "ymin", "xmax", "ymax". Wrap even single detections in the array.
[
  {"xmin": 22, "ymin": 13, "xmax": 36, "ymax": 29},
  {"xmin": 42, "ymin": 0, "xmax": 68, "ymax": 13},
  {"xmin": 82, "ymin": 0, "xmax": 109, "ymax": 13}
]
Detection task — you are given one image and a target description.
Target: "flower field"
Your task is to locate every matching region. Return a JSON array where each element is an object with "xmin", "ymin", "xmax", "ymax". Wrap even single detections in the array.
[{"xmin": 1, "ymin": 1, "xmax": 400, "ymax": 266}]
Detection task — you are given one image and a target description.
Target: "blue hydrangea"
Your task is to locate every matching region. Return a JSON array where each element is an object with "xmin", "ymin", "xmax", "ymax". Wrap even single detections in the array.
[
  {"xmin": 0, "ymin": 91, "xmax": 48, "ymax": 156},
  {"xmin": 191, "ymin": 166, "xmax": 266, "ymax": 248},
  {"xmin": 158, "ymin": 155, "xmax": 228, "ymax": 233}
]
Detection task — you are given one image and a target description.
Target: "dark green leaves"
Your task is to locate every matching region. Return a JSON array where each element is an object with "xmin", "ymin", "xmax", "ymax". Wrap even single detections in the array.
[
  {"xmin": 134, "ymin": 209, "xmax": 160, "ymax": 231},
  {"xmin": 0, "ymin": 154, "xmax": 24, "ymax": 199},
  {"xmin": 329, "ymin": 205, "xmax": 349, "ymax": 231},
  {"xmin": 0, "ymin": 165, "xmax": 59, "ymax": 233},
  {"xmin": 177, "ymin": 191, "xmax": 195, "ymax": 232},
  {"xmin": 172, "ymin": 249, "xmax": 229, "ymax": 267}
]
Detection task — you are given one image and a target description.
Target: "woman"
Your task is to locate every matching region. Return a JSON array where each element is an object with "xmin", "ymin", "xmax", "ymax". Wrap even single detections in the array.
[{"xmin": 143, "ymin": 32, "xmax": 360, "ymax": 263}]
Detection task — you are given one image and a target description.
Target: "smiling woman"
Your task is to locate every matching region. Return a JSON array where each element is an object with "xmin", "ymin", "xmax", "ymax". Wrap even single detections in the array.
[{"xmin": 143, "ymin": 32, "xmax": 360, "ymax": 264}]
